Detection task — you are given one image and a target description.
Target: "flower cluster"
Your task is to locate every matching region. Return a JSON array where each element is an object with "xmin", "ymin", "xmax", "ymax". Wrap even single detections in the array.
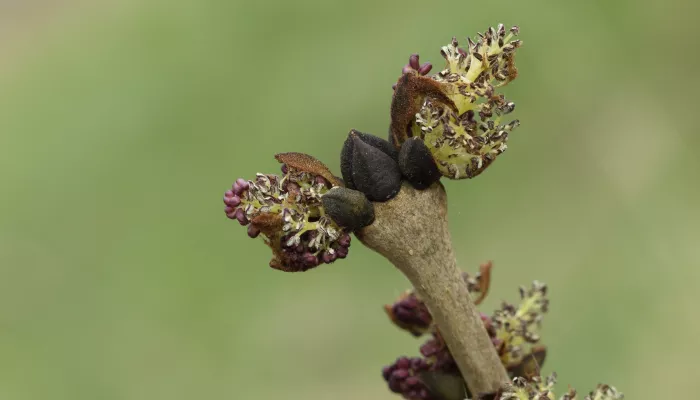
[
  {"xmin": 384, "ymin": 291, "xmax": 433, "ymax": 337},
  {"xmin": 390, "ymin": 24, "xmax": 522, "ymax": 180},
  {"xmin": 381, "ymin": 269, "xmax": 625, "ymax": 400},
  {"xmin": 381, "ymin": 263, "xmax": 549, "ymax": 400},
  {"xmin": 223, "ymin": 152, "xmax": 352, "ymax": 272},
  {"xmin": 499, "ymin": 375, "xmax": 624, "ymax": 400},
  {"xmin": 383, "ymin": 356, "xmax": 433, "ymax": 400},
  {"xmin": 493, "ymin": 281, "xmax": 549, "ymax": 370}
]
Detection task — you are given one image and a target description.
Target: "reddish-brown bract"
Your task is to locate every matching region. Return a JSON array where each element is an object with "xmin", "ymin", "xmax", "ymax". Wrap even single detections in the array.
[
  {"xmin": 274, "ymin": 152, "xmax": 344, "ymax": 187},
  {"xmin": 389, "ymin": 72, "xmax": 458, "ymax": 147}
]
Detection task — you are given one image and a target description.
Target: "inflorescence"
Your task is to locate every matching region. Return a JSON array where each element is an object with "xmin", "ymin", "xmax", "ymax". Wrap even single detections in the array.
[
  {"xmin": 223, "ymin": 153, "xmax": 353, "ymax": 272},
  {"xmin": 381, "ymin": 264, "xmax": 624, "ymax": 400},
  {"xmin": 500, "ymin": 375, "xmax": 624, "ymax": 400},
  {"xmin": 390, "ymin": 24, "xmax": 522, "ymax": 180},
  {"xmin": 223, "ymin": 22, "xmax": 624, "ymax": 400},
  {"xmin": 382, "ymin": 263, "xmax": 549, "ymax": 400}
]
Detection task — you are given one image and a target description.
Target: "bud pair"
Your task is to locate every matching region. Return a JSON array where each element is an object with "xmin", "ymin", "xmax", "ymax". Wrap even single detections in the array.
[{"xmin": 340, "ymin": 129, "xmax": 442, "ymax": 199}]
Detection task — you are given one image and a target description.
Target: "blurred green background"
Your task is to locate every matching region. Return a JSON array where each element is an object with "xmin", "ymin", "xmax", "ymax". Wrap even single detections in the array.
[{"xmin": 1, "ymin": 0, "xmax": 698, "ymax": 399}]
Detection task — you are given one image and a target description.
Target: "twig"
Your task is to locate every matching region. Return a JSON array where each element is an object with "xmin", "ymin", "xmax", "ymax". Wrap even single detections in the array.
[{"xmin": 357, "ymin": 182, "xmax": 509, "ymax": 395}]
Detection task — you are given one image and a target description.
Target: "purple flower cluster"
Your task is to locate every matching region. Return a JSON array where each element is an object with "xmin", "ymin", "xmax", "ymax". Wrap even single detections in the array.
[
  {"xmin": 381, "ymin": 314, "xmax": 498, "ymax": 400},
  {"xmin": 382, "ymin": 357, "xmax": 432, "ymax": 400},
  {"xmin": 223, "ymin": 153, "xmax": 351, "ymax": 272},
  {"xmin": 384, "ymin": 291, "xmax": 433, "ymax": 337},
  {"xmin": 419, "ymin": 333, "xmax": 460, "ymax": 375}
]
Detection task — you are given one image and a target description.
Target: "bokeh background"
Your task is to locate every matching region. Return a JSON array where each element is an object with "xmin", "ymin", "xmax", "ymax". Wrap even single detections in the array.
[{"xmin": 1, "ymin": 0, "xmax": 698, "ymax": 399}]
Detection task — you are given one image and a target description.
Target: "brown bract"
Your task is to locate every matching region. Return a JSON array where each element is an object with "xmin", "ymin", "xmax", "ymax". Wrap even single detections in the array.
[
  {"xmin": 274, "ymin": 152, "xmax": 344, "ymax": 187},
  {"xmin": 250, "ymin": 213, "xmax": 287, "ymax": 269},
  {"xmin": 473, "ymin": 261, "xmax": 493, "ymax": 306},
  {"xmin": 251, "ymin": 213, "xmax": 284, "ymax": 235},
  {"xmin": 505, "ymin": 345, "xmax": 546, "ymax": 380},
  {"xmin": 389, "ymin": 72, "xmax": 458, "ymax": 147}
]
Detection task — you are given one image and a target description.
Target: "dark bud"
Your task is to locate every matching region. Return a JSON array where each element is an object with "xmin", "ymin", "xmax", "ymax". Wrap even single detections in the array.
[
  {"xmin": 321, "ymin": 186, "xmax": 375, "ymax": 231},
  {"xmin": 341, "ymin": 133, "xmax": 402, "ymax": 201},
  {"xmin": 341, "ymin": 129, "xmax": 399, "ymax": 190},
  {"xmin": 398, "ymin": 137, "xmax": 441, "ymax": 189}
]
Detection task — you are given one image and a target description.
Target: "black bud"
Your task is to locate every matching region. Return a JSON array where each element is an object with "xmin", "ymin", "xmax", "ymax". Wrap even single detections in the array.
[
  {"xmin": 340, "ymin": 135, "xmax": 356, "ymax": 189},
  {"xmin": 398, "ymin": 138, "xmax": 441, "ymax": 190},
  {"xmin": 341, "ymin": 129, "xmax": 399, "ymax": 190},
  {"xmin": 321, "ymin": 187, "xmax": 375, "ymax": 231},
  {"xmin": 348, "ymin": 134, "xmax": 402, "ymax": 201}
]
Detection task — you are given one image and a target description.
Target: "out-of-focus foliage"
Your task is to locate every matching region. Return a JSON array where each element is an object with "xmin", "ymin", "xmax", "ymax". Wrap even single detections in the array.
[{"xmin": 0, "ymin": 1, "xmax": 698, "ymax": 399}]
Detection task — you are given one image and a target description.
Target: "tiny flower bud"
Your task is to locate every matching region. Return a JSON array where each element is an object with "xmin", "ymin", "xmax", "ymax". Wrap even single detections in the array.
[
  {"xmin": 335, "ymin": 247, "xmax": 349, "ymax": 258},
  {"xmin": 409, "ymin": 53, "xmax": 420, "ymax": 70},
  {"xmin": 394, "ymin": 54, "xmax": 434, "ymax": 91},
  {"xmin": 418, "ymin": 62, "xmax": 432, "ymax": 75},
  {"xmin": 247, "ymin": 224, "xmax": 261, "ymax": 238},
  {"xmin": 338, "ymin": 233, "xmax": 351, "ymax": 247}
]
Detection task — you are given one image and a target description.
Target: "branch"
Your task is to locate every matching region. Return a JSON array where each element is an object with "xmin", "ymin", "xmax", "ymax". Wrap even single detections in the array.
[{"xmin": 357, "ymin": 182, "xmax": 509, "ymax": 395}]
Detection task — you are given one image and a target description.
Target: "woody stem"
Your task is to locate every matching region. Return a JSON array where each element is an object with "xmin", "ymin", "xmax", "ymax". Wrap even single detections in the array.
[{"xmin": 357, "ymin": 182, "xmax": 509, "ymax": 395}]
